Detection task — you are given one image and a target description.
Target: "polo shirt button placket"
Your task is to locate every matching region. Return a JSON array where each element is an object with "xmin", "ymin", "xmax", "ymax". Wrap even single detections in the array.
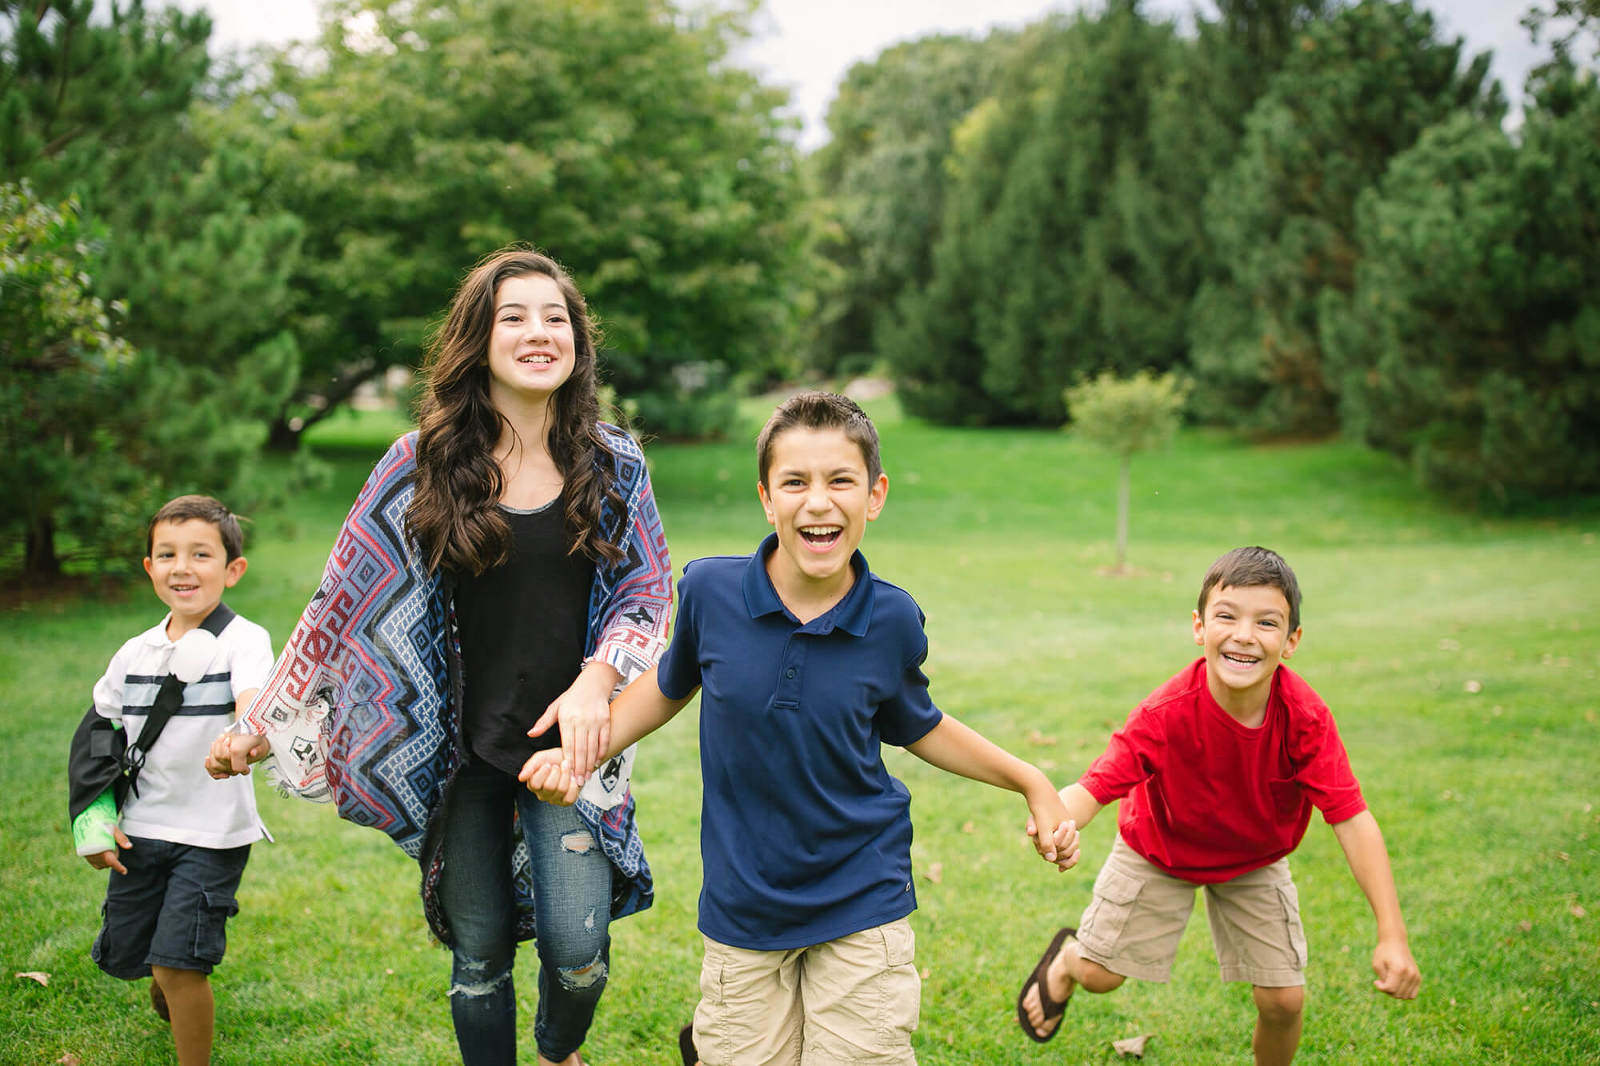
[{"xmin": 775, "ymin": 636, "xmax": 807, "ymax": 706}]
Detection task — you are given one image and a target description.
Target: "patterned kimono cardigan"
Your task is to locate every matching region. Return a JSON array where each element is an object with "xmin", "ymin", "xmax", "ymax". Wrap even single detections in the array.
[{"xmin": 240, "ymin": 427, "xmax": 672, "ymax": 943}]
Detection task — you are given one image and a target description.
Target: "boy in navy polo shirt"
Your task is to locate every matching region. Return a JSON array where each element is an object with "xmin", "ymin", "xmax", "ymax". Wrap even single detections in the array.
[{"xmin": 522, "ymin": 391, "xmax": 1078, "ymax": 1064}]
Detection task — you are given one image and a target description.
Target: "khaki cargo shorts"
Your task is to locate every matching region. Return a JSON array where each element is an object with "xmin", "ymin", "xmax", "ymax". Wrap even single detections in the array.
[
  {"xmin": 693, "ymin": 917, "xmax": 921, "ymax": 1066},
  {"xmin": 1075, "ymin": 835, "xmax": 1308, "ymax": 987}
]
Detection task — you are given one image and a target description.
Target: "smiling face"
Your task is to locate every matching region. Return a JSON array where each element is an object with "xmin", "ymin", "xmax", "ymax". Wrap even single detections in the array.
[
  {"xmin": 144, "ymin": 518, "xmax": 247, "ymax": 637},
  {"xmin": 485, "ymin": 273, "xmax": 576, "ymax": 409},
  {"xmin": 758, "ymin": 424, "xmax": 888, "ymax": 611},
  {"xmin": 1192, "ymin": 583, "xmax": 1302, "ymax": 721}
]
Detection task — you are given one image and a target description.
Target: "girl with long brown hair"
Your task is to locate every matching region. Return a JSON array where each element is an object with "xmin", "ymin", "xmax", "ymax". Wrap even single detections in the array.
[{"xmin": 209, "ymin": 247, "xmax": 672, "ymax": 1066}]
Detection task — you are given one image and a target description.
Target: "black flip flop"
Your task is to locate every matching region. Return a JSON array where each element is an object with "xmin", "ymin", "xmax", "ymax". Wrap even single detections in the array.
[
  {"xmin": 678, "ymin": 1023, "xmax": 698, "ymax": 1066},
  {"xmin": 1016, "ymin": 926, "xmax": 1076, "ymax": 1043}
]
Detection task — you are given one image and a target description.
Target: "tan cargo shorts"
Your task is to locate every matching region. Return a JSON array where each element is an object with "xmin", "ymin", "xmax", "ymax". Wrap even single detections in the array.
[
  {"xmin": 1075, "ymin": 835, "xmax": 1308, "ymax": 987},
  {"xmin": 693, "ymin": 917, "xmax": 921, "ymax": 1066}
]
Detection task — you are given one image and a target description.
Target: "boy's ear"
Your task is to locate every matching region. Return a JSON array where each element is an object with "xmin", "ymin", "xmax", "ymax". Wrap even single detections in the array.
[
  {"xmin": 143, "ymin": 557, "xmax": 154, "ymax": 578},
  {"xmin": 757, "ymin": 481, "xmax": 777, "ymax": 527},
  {"xmin": 865, "ymin": 473, "xmax": 889, "ymax": 521},
  {"xmin": 1281, "ymin": 625, "xmax": 1303, "ymax": 659},
  {"xmin": 1192, "ymin": 608, "xmax": 1204, "ymax": 645},
  {"xmin": 224, "ymin": 556, "xmax": 248, "ymax": 588}
]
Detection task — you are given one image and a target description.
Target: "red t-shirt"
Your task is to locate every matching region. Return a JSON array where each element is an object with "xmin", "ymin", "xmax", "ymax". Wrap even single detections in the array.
[{"xmin": 1079, "ymin": 658, "xmax": 1367, "ymax": 883}]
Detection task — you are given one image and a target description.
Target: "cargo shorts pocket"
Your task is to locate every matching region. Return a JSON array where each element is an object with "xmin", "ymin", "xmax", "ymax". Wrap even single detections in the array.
[
  {"xmin": 90, "ymin": 898, "xmax": 115, "ymax": 970},
  {"xmin": 191, "ymin": 891, "xmax": 239, "ymax": 965},
  {"xmin": 875, "ymin": 920, "xmax": 920, "ymax": 1041},
  {"xmin": 1079, "ymin": 867, "xmax": 1143, "ymax": 958},
  {"xmin": 1276, "ymin": 882, "xmax": 1308, "ymax": 970}
]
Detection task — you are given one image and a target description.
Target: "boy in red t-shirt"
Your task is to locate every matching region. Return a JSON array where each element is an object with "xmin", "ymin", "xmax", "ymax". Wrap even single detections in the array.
[{"xmin": 1017, "ymin": 546, "xmax": 1420, "ymax": 1065}]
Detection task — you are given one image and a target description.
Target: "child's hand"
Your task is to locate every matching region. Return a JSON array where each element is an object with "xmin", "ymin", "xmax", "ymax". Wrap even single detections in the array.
[
  {"xmin": 205, "ymin": 732, "xmax": 270, "ymax": 779},
  {"xmin": 518, "ymin": 749, "xmax": 581, "ymax": 806},
  {"xmin": 1025, "ymin": 789, "xmax": 1080, "ymax": 872},
  {"xmin": 1371, "ymin": 938, "xmax": 1421, "ymax": 999},
  {"xmin": 84, "ymin": 826, "xmax": 132, "ymax": 875}
]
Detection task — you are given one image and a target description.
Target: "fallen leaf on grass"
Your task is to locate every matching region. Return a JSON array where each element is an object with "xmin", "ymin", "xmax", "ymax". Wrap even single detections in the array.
[
  {"xmin": 16, "ymin": 971, "xmax": 49, "ymax": 986},
  {"xmin": 57, "ymin": 1055, "xmax": 81, "ymax": 1066},
  {"xmin": 1571, "ymin": 904, "xmax": 1587, "ymax": 919},
  {"xmin": 1112, "ymin": 1033, "xmax": 1153, "ymax": 1057},
  {"xmin": 960, "ymin": 821, "xmax": 975, "ymax": 834},
  {"xmin": 1464, "ymin": 680, "xmax": 1482, "ymax": 693},
  {"xmin": 1027, "ymin": 729, "xmax": 1057, "ymax": 747},
  {"xmin": 1518, "ymin": 919, "xmax": 1534, "ymax": 932},
  {"xmin": 925, "ymin": 862, "xmax": 943, "ymax": 884}
]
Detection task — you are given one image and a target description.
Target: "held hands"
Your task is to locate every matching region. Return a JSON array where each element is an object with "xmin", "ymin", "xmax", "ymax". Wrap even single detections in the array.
[
  {"xmin": 1024, "ymin": 788, "xmax": 1080, "ymax": 873},
  {"xmin": 205, "ymin": 732, "xmax": 271, "ymax": 779},
  {"xmin": 526, "ymin": 665, "xmax": 616, "ymax": 788},
  {"xmin": 1370, "ymin": 938, "xmax": 1421, "ymax": 1000},
  {"xmin": 518, "ymin": 748, "xmax": 581, "ymax": 806},
  {"xmin": 84, "ymin": 825, "xmax": 133, "ymax": 875}
]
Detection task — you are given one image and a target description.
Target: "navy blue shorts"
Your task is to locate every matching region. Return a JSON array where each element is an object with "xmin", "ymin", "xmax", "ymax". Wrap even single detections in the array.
[{"xmin": 92, "ymin": 836, "xmax": 250, "ymax": 979}]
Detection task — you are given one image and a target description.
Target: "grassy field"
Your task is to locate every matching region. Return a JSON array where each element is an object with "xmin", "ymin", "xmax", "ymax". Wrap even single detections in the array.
[{"xmin": 2, "ymin": 399, "xmax": 1597, "ymax": 1065}]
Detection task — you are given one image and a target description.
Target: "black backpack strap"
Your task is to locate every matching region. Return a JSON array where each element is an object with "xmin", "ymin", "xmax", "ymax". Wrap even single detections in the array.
[{"xmin": 122, "ymin": 603, "xmax": 238, "ymax": 796}]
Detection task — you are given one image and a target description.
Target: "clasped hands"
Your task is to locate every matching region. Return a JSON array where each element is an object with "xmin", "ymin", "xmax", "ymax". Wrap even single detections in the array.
[
  {"xmin": 205, "ymin": 731, "xmax": 271, "ymax": 779},
  {"xmin": 518, "ymin": 671, "xmax": 614, "ymax": 805}
]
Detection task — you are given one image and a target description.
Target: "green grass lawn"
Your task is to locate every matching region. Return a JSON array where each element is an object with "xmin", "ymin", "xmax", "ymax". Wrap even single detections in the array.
[{"xmin": 3, "ymin": 400, "xmax": 1597, "ymax": 1064}]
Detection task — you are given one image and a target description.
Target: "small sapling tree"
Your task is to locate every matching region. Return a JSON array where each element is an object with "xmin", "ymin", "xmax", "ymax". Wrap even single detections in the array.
[{"xmin": 1064, "ymin": 369, "xmax": 1187, "ymax": 573}]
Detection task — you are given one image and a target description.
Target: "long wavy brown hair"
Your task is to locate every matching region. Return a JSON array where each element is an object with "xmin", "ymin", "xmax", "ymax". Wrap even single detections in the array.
[{"xmin": 406, "ymin": 247, "xmax": 625, "ymax": 576}]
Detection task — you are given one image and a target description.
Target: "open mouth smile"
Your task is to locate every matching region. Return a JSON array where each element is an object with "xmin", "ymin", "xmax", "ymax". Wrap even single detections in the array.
[{"xmin": 798, "ymin": 525, "xmax": 843, "ymax": 551}]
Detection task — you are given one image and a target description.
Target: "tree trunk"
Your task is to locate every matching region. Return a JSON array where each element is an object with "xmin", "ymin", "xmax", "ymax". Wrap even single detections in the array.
[
  {"xmin": 265, "ymin": 414, "xmax": 302, "ymax": 452},
  {"xmin": 24, "ymin": 513, "xmax": 61, "ymax": 578},
  {"xmin": 265, "ymin": 359, "xmax": 386, "ymax": 452},
  {"xmin": 1115, "ymin": 452, "xmax": 1131, "ymax": 573}
]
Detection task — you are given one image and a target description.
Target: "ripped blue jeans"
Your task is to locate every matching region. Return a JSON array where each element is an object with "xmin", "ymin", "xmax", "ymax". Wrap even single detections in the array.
[{"xmin": 439, "ymin": 760, "xmax": 613, "ymax": 1065}]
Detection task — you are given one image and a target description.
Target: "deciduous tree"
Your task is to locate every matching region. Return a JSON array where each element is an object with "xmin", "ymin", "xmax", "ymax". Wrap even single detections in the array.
[
  {"xmin": 239, "ymin": 0, "xmax": 809, "ymax": 445},
  {"xmin": 1064, "ymin": 370, "xmax": 1187, "ymax": 572}
]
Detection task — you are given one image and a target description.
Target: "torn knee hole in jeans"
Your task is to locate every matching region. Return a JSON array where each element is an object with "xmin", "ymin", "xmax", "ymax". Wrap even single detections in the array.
[
  {"xmin": 557, "ymin": 948, "xmax": 607, "ymax": 991},
  {"xmin": 449, "ymin": 958, "xmax": 512, "ymax": 999},
  {"xmin": 560, "ymin": 831, "xmax": 594, "ymax": 853}
]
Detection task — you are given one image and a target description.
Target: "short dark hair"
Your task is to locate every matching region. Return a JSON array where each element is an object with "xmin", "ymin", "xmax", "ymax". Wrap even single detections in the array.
[
  {"xmin": 1197, "ymin": 546, "xmax": 1301, "ymax": 631},
  {"xmin": 147, "ymin": 495, "xmax": 244, "ymax": 562},
  {"xmin": 756, "ymin": 391, "xmax": 882, "ymax": 487}
]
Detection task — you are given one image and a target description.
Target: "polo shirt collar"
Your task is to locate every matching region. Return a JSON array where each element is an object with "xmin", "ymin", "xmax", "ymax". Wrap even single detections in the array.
[
  {"xmin": 742, "ymin": 533, "xmax": 874, "ymax": 636},
  {"xmin": 141, "ymin": 617, "xmax": 177, "ymax": 648}
]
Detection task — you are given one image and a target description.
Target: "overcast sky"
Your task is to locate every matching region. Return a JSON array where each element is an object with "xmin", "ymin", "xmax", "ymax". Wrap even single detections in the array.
[{"xmin": 179, "ymin": 0, "xmax": 1548, "ymax": 149}]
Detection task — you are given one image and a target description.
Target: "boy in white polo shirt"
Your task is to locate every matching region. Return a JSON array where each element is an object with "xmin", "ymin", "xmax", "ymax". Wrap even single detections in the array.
[{"xmin": 68, "ymin": 495, "xmax": 274, "ymax": 1066}]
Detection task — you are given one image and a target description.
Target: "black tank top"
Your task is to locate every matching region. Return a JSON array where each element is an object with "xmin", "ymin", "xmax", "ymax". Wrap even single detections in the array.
[{"xmin": 453, "ymin": 499, "xmax": 595, "ymax": 775}]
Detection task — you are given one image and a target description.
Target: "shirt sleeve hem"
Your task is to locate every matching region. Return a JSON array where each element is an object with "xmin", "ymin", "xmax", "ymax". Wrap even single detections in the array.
[
  {"xmin": 1079, "ymin": 775, "xmax": 1118, "ymax": 807},
  {"xmin": 1321, "ymin": 798, "xmax": 1370, "ymax": 824}
]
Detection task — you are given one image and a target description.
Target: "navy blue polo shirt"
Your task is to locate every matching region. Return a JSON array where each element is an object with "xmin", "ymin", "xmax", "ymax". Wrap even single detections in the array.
[{"xmin": 657, "ymin": 533, "xmax": 944, "ymax": 950}]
